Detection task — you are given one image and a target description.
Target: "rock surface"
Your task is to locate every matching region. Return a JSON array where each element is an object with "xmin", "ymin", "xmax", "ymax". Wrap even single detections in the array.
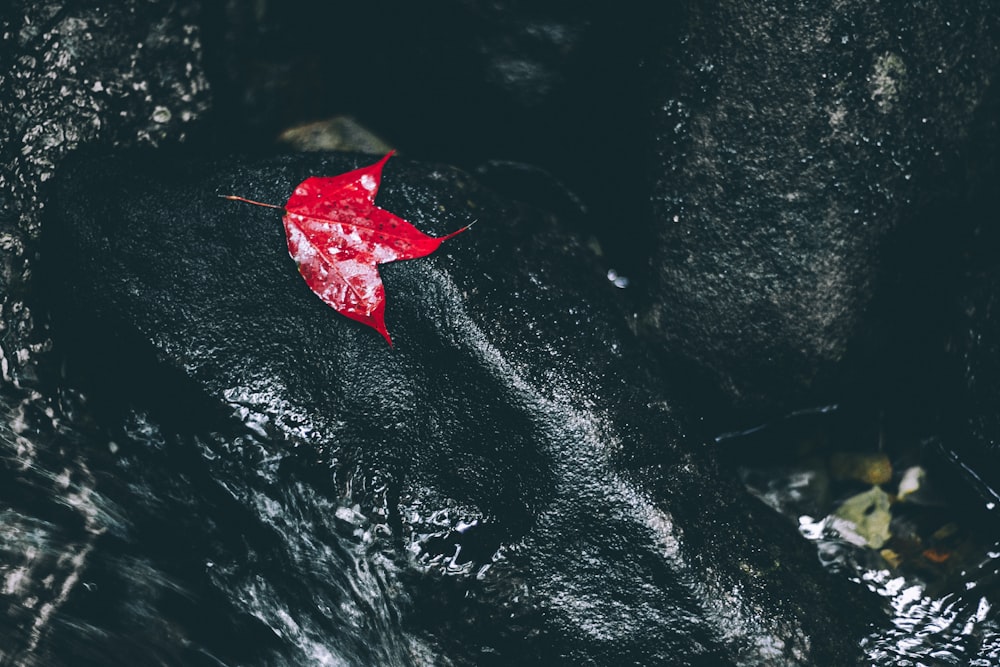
[
  {"xmin": 208, "ymin": 0, "xmax": 673, "ymax": 267},
  {"xmin": 44, "ymin": 151, "xmax": 881, "ymax": 665},
  {"xmin": 644, "ymin": 0, "xmax": 1000, "ymax": 416},
  {"xmin": 0, "ymin": 0, "xmax": 210, "ymax": 384},
  {"xmin": 0, "ymin": 3, "xmax": 210, "ymax": 663},
  {"xmin": 939, "ymin": 160, "xmax": 1000, "ymax": 506},
  {"xmin": 929, "ymin": 284, "xmax": 1000, "ymax": 511}
]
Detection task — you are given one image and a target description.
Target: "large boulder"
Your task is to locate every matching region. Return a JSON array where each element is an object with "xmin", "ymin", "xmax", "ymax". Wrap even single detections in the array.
[
  {"xmin": 0, "ymin": 0, "xmax": 210, "ymax": 384},
  {"xmin": 43, "ymin": 151, "xmax": 882, "ymax": 665},
  {"xmin": 644, "ymin": 0, "xmax": 1000, "ymax": 416}
]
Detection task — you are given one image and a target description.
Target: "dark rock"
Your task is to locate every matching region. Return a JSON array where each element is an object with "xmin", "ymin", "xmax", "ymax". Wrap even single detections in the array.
[
  {"xmin": 205, "ymin": 0, "xmax": 674, "ymax": 266},
  {"xmin": 208, "ymin": 0, "xmax": 637, "ymax": 153},
  {"xmin": 0, "ymin": 4, "xmax": 210, "ymax": 662},
  {"xmin": 644, "ymin": 0, "xmax": 1000, "ymax": 416},
  {"xmin": 938, "ymin": 159, "xmax": 1000, "ymax": 508},
  {"xmin": 0, "ymin": 0, "xmax": 211, "ymax": 383},
  {"xmin": 937, "ymin": 261, "xmax": 1000, "ymax": 502},
  {"xmin": 45, "ymin": 151, "xmax": 882, "ymax": 665}
]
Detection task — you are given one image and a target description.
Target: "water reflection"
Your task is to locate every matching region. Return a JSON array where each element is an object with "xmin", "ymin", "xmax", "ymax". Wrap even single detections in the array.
[
  {"xmin": 0, "ymin": 384, "xmax": 428, "ymax": 666},
  {"xmin": 6, "ymin": 366, "xmax": 999, "ymax": 664},
  {"xmin": 722, "ymin": 407, "xmax": 1000, "ymax": 665}
]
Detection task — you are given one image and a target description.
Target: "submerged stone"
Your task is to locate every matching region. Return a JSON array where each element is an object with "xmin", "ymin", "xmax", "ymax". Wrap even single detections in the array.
[
  {"xmin": 832, "ymin": 487, "xmax": 893, "ymax": 550},
  {"xmin": 829, "ymin": 452, "xmax": 893, "ymax": 487},
  {"xmin": 45, "ymin": 151, "xmax": 881, "ymax": 665}
]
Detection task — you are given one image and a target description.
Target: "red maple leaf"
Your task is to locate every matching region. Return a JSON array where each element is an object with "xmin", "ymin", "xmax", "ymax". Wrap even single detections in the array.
[{"xmin": 223, "ymin": 152, "xmax": 469, "ymax": 345}]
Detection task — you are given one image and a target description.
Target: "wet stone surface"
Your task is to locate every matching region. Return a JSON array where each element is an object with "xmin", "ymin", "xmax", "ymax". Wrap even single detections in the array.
[
  {"xmin": 2, "ymin": 0, "xmax": 1000, "ymax": 665},
  {"xmin": 0, "ymin": 0, "xmax": 210, "ymax": 384},
  {"xmin": 942, "ymin": 169, "xmax": 1000, "ymax": 506},
  {"xmin": 721, "ymin": 406, "xmax": 1000, "ymax": 665},
  {"xmin": 643, "ymin": 0, "xmax": 1000, "ymax": 416},
  {"xmin": 0, "ymin": 4, "xmax": 210, "ymax": 664},
  {"xmin": 37, "ymin": 151, "xmax": 882, "ymax": 665}
]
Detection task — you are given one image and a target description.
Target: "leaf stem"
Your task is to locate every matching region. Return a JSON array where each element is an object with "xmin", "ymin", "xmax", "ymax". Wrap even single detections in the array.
[
  {"xmin": 441, "ymin": 218, "xmax": 478, "ymax": 241},
  {"xmin": 219, "ymin": 194, "xmax": 283, "ymax": 210}
]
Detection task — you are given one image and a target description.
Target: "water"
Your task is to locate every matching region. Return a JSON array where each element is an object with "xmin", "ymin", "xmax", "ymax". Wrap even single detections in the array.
[
  {"xmin": 0, "ymin": 381, "xmax": 431, "ymax": 667},
  {"xmin": 723, "ymin": 408, "xmax": 1000, "ymax": 666},
  {"xmin": 6, "ymin": 376, "xmax": 1000, "ymax": 666}
]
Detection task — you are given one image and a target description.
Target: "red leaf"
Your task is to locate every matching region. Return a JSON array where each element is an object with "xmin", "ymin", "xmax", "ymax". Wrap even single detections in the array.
[{"xmin": 224, "ymin": 152, "xmax": 469, "ymax": 345}]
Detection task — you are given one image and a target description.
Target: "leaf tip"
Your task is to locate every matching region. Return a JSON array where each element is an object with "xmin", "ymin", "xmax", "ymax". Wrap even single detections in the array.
[
  {"xmin": 367, "ymin": 305, "xmax": 393, "ymax": 347},
  {"xmin": 378, "ymin": 326, "xmax": 393, "ymax": 347},
  {"xmin": 373, "ymin": 150, "xmax": 395, "ymax": 171}
]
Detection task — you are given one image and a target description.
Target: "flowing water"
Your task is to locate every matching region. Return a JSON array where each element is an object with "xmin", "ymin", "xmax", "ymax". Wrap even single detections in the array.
[
  {"xmin": 1, "ymin": 329, "xmax": 998, "ymax": 666},
  {"xmin": 6, "ymin": 370, "xmax": 1000, "ymax": 666},
  {"xmin": 723, "ymin": 407, "xmax": 1000, "ymax": 666},
  {"xmin": 0, "ymin": 380, "xmax": 435, "ymax": 667},
  {"xmin": 6, "ymin": 380, "xmax": 1000, "ymax": 666}
]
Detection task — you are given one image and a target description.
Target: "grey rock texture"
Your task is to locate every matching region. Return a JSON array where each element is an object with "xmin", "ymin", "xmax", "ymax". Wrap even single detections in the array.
[
  {"xmin": 45, "ymin": 151, "xmax": 881, "ymax": 665},
  {"xmin": 0, "ymin": 0, "xmax": 210, "ymax": 384},
  {"xmin": 644, "ymin": 0, "xmax": 1000, "ymax": 414}
]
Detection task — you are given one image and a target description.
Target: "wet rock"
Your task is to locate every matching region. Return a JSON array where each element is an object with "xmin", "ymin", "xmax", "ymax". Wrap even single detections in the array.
[
  {"xmin": 644, "ymin": 1, "xmax": 1000, "ymax": 416},
  {"xmin": 940, "ymin": 199, "xmax": 1000, "ymax": 508},
  {"xmin": 949, "ymin": 278, "xmax": 1000, "ymax": 504},
  {"xmin": 0, "ymin": 4, "xmax": 210, "ymax": 662},
  {"xmin": 45, "ymin": 151, "xmax": 882, "ymax": 665},
  {"xmin": 0, "ymin": 0, "xmax": 211, "ymax": 384},
  {"xmin": 913, "ymin": 79, "xmax": 1000, "ymax": 515},
  {"xmin": 208, "ymin": 1, "xmax": 671, "ymax": 266}
]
